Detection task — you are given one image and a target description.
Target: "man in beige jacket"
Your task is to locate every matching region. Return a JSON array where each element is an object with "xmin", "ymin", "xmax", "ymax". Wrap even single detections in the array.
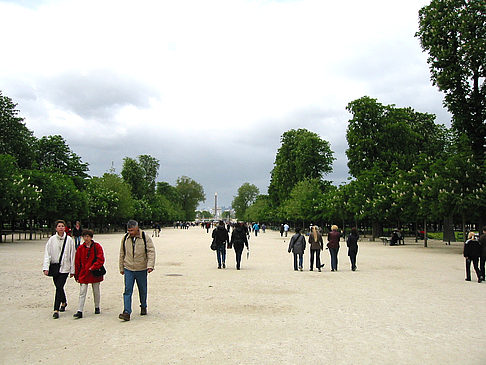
[{"xmin": 119, "ymin": 220, "xmax": 156, "ymax": 321}]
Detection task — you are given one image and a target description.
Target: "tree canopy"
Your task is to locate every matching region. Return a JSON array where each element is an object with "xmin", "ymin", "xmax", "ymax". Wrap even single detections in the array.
[
  {"xmin": 232, "ymin": 183, "xmax": 259, "ymax": 220},
  {"xmin": 268, "ymin": 128, "xmax": 334, "ymax": 206},
  {"xmin": 416, "ymin": 0, "xmax": 486, "ymax": 160}
]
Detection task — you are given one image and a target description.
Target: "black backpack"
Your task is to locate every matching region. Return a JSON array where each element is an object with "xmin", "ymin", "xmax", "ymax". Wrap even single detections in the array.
[{"xmin": 122, "ymin": 231, "xmax": 147, "ymax": 256}]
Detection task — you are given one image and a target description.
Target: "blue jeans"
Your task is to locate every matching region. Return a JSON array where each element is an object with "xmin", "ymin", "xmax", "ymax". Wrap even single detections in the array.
[
  {"xmin": 216, "ymin": 245, "xmax": 226, "ymax": 267},
  {"xmin": 329, "ymin": 247, "xmax": 339, "ymax": 271},
  {"xmin": 123, "ymin": 269, "xmax": 148, "ymax": 314},
  {"xmin": 74, "ymin": 236, "xmax": 81, "ymax": 249},
  {"xmin": 293, "ymin": 253, "xmax": 303, "ymax": 270}
]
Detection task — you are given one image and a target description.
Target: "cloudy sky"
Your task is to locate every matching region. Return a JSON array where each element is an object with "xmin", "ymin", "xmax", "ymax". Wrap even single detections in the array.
[{"xmin": 0, "ymin": 0, "xmax": 451, "ymax": 208}]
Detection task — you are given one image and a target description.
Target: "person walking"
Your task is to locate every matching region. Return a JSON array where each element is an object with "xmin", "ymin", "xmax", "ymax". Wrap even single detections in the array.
[
  {"xmin": 230, "ymin": 222, "xmax": 249, "ymax": 270},
  {"xmin": 288, "ymin": 227, "xmax": 306, "ymax": 271},
  {"xmin": 280, "ymin": 224, "xmax": 284, "ymax": 237},
  {"xmin": 73, "ymin": 229, "xmax": 105, "ymax": 319},
  {"xmin": 308, "ymin": 226, "xmax": 324, "ymax": 271},
  {"xmin": 283, "ymin": 223, "xmax": 289, "ymax": 237},
  {"xmin": 346, "ymin": 227, "xmax": 359, "ymax": 271},
  {"xmin": 212, "ymin": 220, "xmax": 229, "ymax": 269},
  {"xmin": 72, "ymin": 221, "xmax": 83, "ymax": 249},
  {"xmin": 42, "ymin": 220, "xmax": 76, "ymax": 319},
  {"xmin": 327, "ymin": 225, "xmax": 341, "ymax": 272},
  {"xmin": 464, "ymin": 231, "xmax": 482, "ymax": 283},
  {"xmin": 479, "ymin": 226, "xmax": 486, "ymax": 281},
  {"xmin": 119, "ymin": 220, "xmax": 156, "ymax": 321},
  {"xmin": 252, "ymin": 222, "xmax": 260, "ymax": 237}
]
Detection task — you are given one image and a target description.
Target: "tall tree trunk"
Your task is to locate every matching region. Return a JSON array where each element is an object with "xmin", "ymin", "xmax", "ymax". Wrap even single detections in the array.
[{"xmin": 443, "ymin": 215, "xmax": 455, "ymax": 245}]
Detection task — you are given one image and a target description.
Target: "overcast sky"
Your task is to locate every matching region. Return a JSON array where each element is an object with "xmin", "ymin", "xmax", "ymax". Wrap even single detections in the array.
[{"xmin": 0, "ymin": 0, "xmax": 451, "ymax": 209}]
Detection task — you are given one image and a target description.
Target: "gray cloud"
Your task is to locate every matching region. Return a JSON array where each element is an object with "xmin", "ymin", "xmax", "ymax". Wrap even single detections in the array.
[{"xmin": 39, "ymin": 70, "xmax": 159, "ymax": 120}]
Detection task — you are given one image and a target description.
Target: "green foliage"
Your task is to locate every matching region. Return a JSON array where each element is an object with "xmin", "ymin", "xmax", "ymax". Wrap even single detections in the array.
[
  {"xmin": 121, "ymin": 155, "xmax": 160, "ymax": 200},
  {"xmin": 279, "ymin": 178, "xmax": 325, "ymax": 224},
  {"xmin": 27, "ymin": 170, "xmax": 88, "ymax": 225},
  {"xmin": 346, "ymin": 96, "xmax": 448, "ymax": 177},
  {"xmin": 232, "ymin": 182, "xmax": 259, "ymax": 220},
  {"xmin": 175, "ymin": 176, "xmax": 205, "ymax": 221},
  {"xmin": 416, "ymin": 0, "xmax": 486, "ymax": 160},
  {"xmin": 268, "ymin": 128, "xmax": 334, "ymax": 206},
  {"xmin": 244, "ymin": 195, "xmax": 274, "ymax": 223},
  {"xmin": 34, "ymin": 135, "xmax": 89, "ymax": 189},
  {"xmin": 0, "ymin": 91, "xmax": 35, "ymax": 169},
  {"xmin": 87, "ymin": 173, "xmax": 135, "ymax": 226}
]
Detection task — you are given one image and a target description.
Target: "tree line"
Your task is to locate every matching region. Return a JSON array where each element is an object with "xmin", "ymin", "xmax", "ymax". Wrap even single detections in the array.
[
  {"xmin": 233, "ymin": 0, "xmax": 486, "ymax": 245},
  {"xmin": 0, "ymin": 90, "xmax": 205, "ymax": 239}
]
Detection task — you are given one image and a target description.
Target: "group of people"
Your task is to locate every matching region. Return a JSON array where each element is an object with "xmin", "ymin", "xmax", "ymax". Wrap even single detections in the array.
[
  {"xmin": 463, "ymin": 227, "xmax": 486, "ymax": 283},
  {"xmin": 43, "ymin": 219, "xmax": 156, "ymax": 321},
  {"xmin": 212, "ymin": 221, "xmax": 249, "ymax": 270},
  {"xmin": 287, "ymin": 225, "xmax": 359, "ymax": 272}
]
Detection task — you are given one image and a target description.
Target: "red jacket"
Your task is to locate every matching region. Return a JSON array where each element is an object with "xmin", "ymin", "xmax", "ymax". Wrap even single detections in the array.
[{"xmin": 75, "ymin": 241, "xmax": 105, "ymax": 284}]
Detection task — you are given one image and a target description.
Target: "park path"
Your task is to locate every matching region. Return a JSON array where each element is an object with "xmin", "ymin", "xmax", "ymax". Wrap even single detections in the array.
[{"xmin": 0, "ymin": 227, "xmax": 485, "ymax": 364}]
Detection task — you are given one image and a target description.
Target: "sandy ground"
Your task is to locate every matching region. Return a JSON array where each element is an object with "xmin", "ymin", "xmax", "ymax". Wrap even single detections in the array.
[{"xmin": 0, "ymin": 227, "xmax": 485, "ymax": 365}]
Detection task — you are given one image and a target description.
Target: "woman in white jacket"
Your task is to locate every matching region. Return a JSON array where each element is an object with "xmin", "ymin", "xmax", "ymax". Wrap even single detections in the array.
[{"xmin": 42, "ymin": 220, "xmax": 76, "ymax": 319}]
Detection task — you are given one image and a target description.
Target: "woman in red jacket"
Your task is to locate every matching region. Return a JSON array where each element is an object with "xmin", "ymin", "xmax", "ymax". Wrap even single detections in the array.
[{"xmin": 73, "ymin": 229, "xmax": 105, "ymax": 318}]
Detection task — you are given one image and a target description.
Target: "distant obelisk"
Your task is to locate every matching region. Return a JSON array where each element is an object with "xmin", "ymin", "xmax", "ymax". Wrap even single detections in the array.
[{"xmin": 214, "ymin": 193, "xmax": 218, "ymax": 219}]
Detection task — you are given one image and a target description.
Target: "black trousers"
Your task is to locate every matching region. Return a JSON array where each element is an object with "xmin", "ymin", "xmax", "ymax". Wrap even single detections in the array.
[
  {"xmin": 466, "ymin": 258, "xmax": 481, "ymax": 281},
  {"xmin": 480, "ymin": 255, "xmax": 486, "ymax": 280},
  {"xmin": 52, "ymin": 273, "xmax": 69, "ymax": 311},
  {"xmin": 349, "ymin": 247, "xmax": 358, "ymax": 270},
  {"xmin": 309, "ymin": 249, "xmax": 321, "ymax": 269},
  {"xmin": 234, "ymin": 245, "xmax": 244, "ymax": 269}
]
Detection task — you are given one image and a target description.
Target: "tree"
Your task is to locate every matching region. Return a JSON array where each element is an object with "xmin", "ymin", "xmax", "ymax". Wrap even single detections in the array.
[
  {"xmin": 416, "ymin": 0, "xmax": 486, "ymax": 160},
  {"xmin": 0, "ymin": 91, "xmax": 35, "ymax": 169},
  {"xmin": 280, "ymin": 178, "xmax": 325, "ymax": 226},
  {"xmin": 232, "ymin": 183, "xmax": 259, "ymax": 220},
  {"xmin": 346, "ymin": 96, "xmax": 448, "ymax": 177},
  {"xmin": 175, "ymin": 176, "xmax": 205, "ymax": 221},
  {"xmin": 138, "ymin": 154, "xmax": 160, "ymax": 197},
  {"xmin": 245, "ymin": 195, "xmax": 274, "ymax": 223},
  {"xmin": 34, "ymin": 135, "xmax": 89, "ymax": 188},
  {"xmin": 268, "ymin": 129, "xmax": 334, "ymax": 206},
  {"xmin": 121, "ymin": 155, "xmax": 160, "ymax": 200}
]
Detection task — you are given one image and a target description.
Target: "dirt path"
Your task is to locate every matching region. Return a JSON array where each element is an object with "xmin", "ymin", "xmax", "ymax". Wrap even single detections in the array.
[{"xmin": 0, "ymin": 228, "xmax": 485, "ymax": 364}]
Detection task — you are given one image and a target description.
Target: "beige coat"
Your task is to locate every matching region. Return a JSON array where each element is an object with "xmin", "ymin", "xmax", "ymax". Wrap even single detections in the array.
[{"xmin": 119, "ymin": 230, "xmax": 156, "ymax": 272}]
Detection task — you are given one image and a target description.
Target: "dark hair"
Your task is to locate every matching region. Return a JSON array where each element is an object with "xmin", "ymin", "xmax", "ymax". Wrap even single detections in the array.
[
  {"xmin": 82, "ymin": 229, "xmax": 94, "ymax": 237},
  {"xmin": 295, "ymin": 227, "xmax": 301, "ymax": 233},
  {"xmin": 351, "ymin": 227, "xmax": 358, "ymax": 235},
  {"xmin": 54, "ymin": 220, "xmax": 66, "ymax": 227}
]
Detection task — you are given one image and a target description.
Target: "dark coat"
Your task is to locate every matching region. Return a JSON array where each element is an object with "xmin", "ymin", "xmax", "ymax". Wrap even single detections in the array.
[
  {"xmin": 230, "ymin": 226, "xmax": 248, "ymax": 249},
  {"xmin": 212, "ymin": 225, "xmax": 229, "ymax": 248},
  {"xmin": 288, "ymin": 233, "xmax": 306, "ymax": 254},
  {"xmin": 327, "ymin": 231, "xmax": 340, "ymax": 249},
  {"xmin": 346, "ymin": 233, "xmax": 359, "ymax": 256},
  {"xmin": 479, "ymin": 233, "xmax": 486, "ymax": 257},
  {"xmin": 464, "ymin": 239, "xmax": 481, "ymax": 259}
]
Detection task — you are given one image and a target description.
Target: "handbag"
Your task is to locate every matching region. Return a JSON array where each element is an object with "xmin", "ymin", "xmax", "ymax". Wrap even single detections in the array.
[
  {"xmin": 210, "ymin": 238, "xmax": 217, "ymax": 251},
  {"xmin": 48, "ymin": 236, "xmax": 67, "ymax": 277},
  {"xmin": 91, "ymin": 243, "xmax": 106, "ymax": 277}
]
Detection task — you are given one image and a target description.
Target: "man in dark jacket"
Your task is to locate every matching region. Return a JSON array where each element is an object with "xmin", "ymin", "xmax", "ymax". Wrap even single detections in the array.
[
  {"xmin": 464, "ymin": 231, "xmax": 482, "ymax": 283},
  {"xmin": 288, "ymin": 227, "xmax": 306, "ymax": 271},
  {"xmin": 479, "ymin": 227, "xmax": 486, "ymax": 281},
  {"xmin": 212, "ymin": 221, "xmax": 229, "ymax": 269}
]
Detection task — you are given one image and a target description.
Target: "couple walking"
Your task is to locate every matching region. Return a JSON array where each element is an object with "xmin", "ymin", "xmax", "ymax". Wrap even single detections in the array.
[
  {"xmin": 288, "ymin": 226, "xmax": 325, "ymax": 271},
  {"xmin": 212, "ymin": 221, "xmax": 249, "ymax": 270}
]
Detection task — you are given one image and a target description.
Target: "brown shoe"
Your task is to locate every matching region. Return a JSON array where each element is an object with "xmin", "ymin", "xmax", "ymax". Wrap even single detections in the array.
[{"xmin": 118, "ymin": 311, "xmax": 130, "ymax": 321}]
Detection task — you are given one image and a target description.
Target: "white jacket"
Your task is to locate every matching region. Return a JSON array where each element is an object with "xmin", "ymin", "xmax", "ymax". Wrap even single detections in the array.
[{"xmin": 43, "ymin": 234, "xmax": 76, "ymax": 274}]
